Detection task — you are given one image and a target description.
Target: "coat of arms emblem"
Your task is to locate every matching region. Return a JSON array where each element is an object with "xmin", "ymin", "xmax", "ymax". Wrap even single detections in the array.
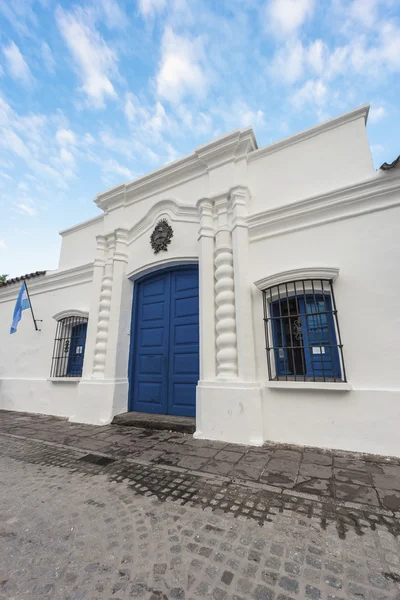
[{"xmin": 150, "ymin": 219, "xmax": 173, "ymax": 254}]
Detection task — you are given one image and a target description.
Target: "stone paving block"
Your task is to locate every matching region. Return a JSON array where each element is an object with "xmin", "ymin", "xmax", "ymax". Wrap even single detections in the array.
[
  {"xmin": 295, "ymin": 477, "xmax": 333, "ymax": 497},
  {"xmin": 230, "ymin": 464, "xmax": 264, "ymax": 481},
  {"xmin": 299, "ymin": 463, "xmax": 332, "ymax": 479},
  {"xmin": 335, "ymin": 483, "xmax": 380, "ymax": 507},
  {"xmin": 334, "ymin": 468, "xmax": 373, "ymax": 486},
  {"xmin": 177, "ymin": 455, "xmax": 209, "ymax": 470},
  {"xmin": 214, "ymin": 450, "xmax": 244, "ymax": 463},
  {"xmin": 372, "ymin": 475, "xmax": 400, "ymax": 492}
]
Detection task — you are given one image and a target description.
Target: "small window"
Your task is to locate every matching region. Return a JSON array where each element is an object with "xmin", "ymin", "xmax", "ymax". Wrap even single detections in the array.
[
  {"xmin": 262, "ymin": 279, "xmax": 346, "ymax": 382},
  {"xmin": 50, "ymin": 316, "xmax": 88, "ymax": 378}
]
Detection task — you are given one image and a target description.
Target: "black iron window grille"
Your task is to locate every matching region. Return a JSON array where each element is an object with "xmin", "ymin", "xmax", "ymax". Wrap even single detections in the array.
[
  {"xmin": 50, "ymin": 316, "xmax": 88, "ymax": 378},
  {"xmin": 262, "ymin": 279, "xmax": 346, "ymax": 383}
]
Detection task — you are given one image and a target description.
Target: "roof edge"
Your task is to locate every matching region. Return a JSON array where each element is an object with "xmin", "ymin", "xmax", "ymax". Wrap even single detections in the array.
[
  {"xmin": 60, "ymin": 214, "xmax": 104, "ymax": 236},
  {"xmin": 249, "ymin": 104, "xmax": 370, "ymax": 163},
  {"xmin": 94, "ymin": 127, "xmax": 257, "ymax": 211}
]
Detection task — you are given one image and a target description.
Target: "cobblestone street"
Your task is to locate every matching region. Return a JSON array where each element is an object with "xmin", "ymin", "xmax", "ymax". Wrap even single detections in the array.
[{"xmin": 1, "ymin": 414, "xmax": 400, "ymax": 599}]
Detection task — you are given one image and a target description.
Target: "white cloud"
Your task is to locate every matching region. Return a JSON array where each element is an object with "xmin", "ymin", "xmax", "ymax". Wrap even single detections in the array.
[
  {"xmin": 125, "ymin": 93, "xmax": 170, "ymax": 137},
  {"xmin": 3, "ymin": 41, "xmax": 33, "ymax": 86},
  {"xmin": 0, "ymin": 128, "xmax": 30, "ymax": 159},
  {"xmin": 307, "ymin": 39, "xmax": 326, "ymax": 74},
  {"xmin": 269, "ymin": 40, "xmax": 305, "ymax": 83},
  {"xmin": 56, "ymin": 6, "xmax": 118, "ymax": 108},
  {"xmin": 0, "ymin": 238, "xmax": 6, "ymax": 249},
  {"xmin": 292, "ymin": 79, "xmax": 328, "ymax": 109},
  {"xmin": 156, "ymin": 28, "xmax": 207, "ymax": 103},
  {"xmin": 83, "ymin": 132, "xmax": 95, "ymax": 145},
  {"xmin": 100, "ymin": 0, "xmax": 127, "ymax": 28},
  {"xmin": 176, "ymin": 105, "xmax": 213, "ymax": 136},
  {"xmin": 14, "ymin": 198, "xmax": 37, "ymax": 216},
  {"xmin": 59, "ymin": 148, "xmax": 76, "ymax": 166},
  {"xmin": 41, "ymin": 42, "xmax": 56, "ymax": 73},
  {"xmin": 138, "ymin": 0, "xmax": 166, "ymax": 18},
  {"xmin": 103, "ymin": 158, "xmax": 134, "ymax": 180},
  {"xmin": 369, "ymin": 105, "xmax": 386, "ymax": 123},
  {"xmin": 56, "ymin": 128, "xmax": 77, "ymax": 146},
  {"xmin": 265, "ymin": 0, "xmax": 315, "ymax": 36}
]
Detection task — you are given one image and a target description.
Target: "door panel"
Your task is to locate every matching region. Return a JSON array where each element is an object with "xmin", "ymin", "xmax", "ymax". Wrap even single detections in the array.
[
  {"xmin": 168, "ymin": 269, "xmax": 199, "ymax": 417},
  {"xmin": 67, "ymin": 323, "xmax": 87, "ymax": 376},
  {"xmin": 130, "ymin": 266, "xmax": 199, "ymax": 416},
  {"xmin": 131, "ymin": 273, "xmax": 170, "ymax": 414}
]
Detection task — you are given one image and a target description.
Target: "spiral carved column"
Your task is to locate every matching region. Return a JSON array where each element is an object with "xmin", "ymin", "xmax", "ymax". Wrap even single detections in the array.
[
  {"xmin": 92, "ymin": 234, "xmax": 115, "ymax": 378},
  {"xmin": 215, "ymin": 228, "xmax": 238, "ymax": 379}
]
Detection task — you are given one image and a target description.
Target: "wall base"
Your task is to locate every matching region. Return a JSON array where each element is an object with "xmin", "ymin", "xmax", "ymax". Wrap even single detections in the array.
[
  {"xmin": 195, "ymin": 380, "xmax": 264, "ymax": 445},
  {"xmin": 74, "ymin": 378, "xmax": 129, "ymax": 425},
  {"xmin": 263, "ymin": 387, "xmax": 400, "ymax": 457}
]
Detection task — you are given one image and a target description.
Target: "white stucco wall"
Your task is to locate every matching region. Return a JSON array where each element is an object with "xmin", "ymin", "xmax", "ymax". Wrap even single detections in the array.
[
  {"xmin": 58, "ymin": 216, "xmax": 104, "ymax": 270},
  {"xmin": 0, "ymin": 271, "xmax": 92, "ymax": 419},
  {"xmin": 248, "ymin": 108, "xmax": 375, "ymax": 212},
  {"xmin": 249, "ymin": 200, "xmax": 400, "ymax": 456}
]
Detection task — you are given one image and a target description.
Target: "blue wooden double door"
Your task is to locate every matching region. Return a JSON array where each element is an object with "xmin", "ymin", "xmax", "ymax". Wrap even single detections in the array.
[{"xmin": 129, "ymin": 266, "xmax": 199, "ymax": 417}]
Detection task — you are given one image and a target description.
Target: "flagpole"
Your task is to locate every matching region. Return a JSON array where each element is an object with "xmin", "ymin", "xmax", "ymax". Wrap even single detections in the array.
[{"xmin": 23, "ymin": 280, "xmax": 41, "ymax": 331}]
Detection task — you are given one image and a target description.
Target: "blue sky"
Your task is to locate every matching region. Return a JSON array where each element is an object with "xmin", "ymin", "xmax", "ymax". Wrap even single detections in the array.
[{"xmin": 0, "ymin": 0, "xmax": 399, "ymax": 277}]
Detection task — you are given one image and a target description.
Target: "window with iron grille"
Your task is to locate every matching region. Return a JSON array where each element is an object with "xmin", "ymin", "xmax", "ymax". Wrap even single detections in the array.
[
  {"xmin": 262, "ymin": 279, "xmax": 346, "ymax": 382},
  {"xmin": 50, "ymin": 316, "xmax": 88, "ymax": 378}
]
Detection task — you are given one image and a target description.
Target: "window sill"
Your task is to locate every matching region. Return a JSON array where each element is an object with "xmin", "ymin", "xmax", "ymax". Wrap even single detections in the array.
[
  {"xmin": 47, "ymin": 377, "xmax": 81, "ymax": 383},
  {"xmin": 266, "ymin": 380, "xmax": 352, "ymax": 391}
]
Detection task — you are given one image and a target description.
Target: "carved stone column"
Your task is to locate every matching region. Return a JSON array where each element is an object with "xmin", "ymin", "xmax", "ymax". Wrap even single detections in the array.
[
  {"xmin": 197, "ymin": 198, "xmax": 216, "ymax": 381},
  {"xmin": 105, "ymin": 228, "xmax": 129, "ymax": 380},
  {"xmin": 81, "ymin": 234, "xmax": 106, "ymax": 378},
  {"xmin": 214, "ymin": 197, "xmax": 238, "ymax": 379},
  {"xmin": 92, "ymin": 233, "xmax": 115, "ymax": 378}
]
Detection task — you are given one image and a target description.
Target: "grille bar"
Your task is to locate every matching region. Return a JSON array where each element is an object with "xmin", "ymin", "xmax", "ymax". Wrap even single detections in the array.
[
  {"xmin": 50, "ymin": 316, "xmax": 88, "ymax": 378},
  {"xmin": 262, "ymin": 279, "xmax": 346, "ymax": 383}
]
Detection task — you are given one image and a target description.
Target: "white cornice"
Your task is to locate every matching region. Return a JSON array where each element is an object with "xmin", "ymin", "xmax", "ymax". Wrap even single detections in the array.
[
  {"xmin": 254, "ymin": 267, "xmax": 340, "ymax": 290},
  {"xmin": 52, "ymin": 309, "xmax": 89, "ymax": 321},
  {"xmin": 0, "ymin": 263, "xmax": 93, "ymax": 303},
  {"xmin": 249, "ymin": 104, "xmax": 370, "ymax": 163},
  {"xmin": 60, "ymin": 214, "xmax": 104, "ymax": 237},
  {"xmin": 248, "ymin": 170, "xmax": 400, "ymax": 242},
  {"xmin": 94, "ymin": 128, "xmax": 256, "ymax": 212},
  {"xmin": 127, "ymin": 199, "xmax": 199, "ymax": 245}
]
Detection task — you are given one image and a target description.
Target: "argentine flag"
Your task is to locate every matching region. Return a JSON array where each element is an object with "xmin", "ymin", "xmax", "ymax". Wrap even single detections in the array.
[{"xmin": 10, "ymin": 282, "xmax": 30, "ymax": 334}]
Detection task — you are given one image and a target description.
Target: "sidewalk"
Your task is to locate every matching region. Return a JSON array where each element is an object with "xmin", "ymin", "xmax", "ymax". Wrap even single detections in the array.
[{"xmin": 1, "ymin": 410, "xmax": 400, "ymax": 514}]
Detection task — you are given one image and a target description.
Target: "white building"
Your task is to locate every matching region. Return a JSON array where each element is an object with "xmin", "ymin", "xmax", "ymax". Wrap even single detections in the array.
[{"xmin": 1, "ymin": 105, "xmax": 400, "ymax": 457}]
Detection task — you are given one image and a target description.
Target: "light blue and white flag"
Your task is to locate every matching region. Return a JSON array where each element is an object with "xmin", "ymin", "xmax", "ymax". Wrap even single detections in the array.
[{"xmin": 10, "ymin": 282, "xmax": 30, "ymax": 334}]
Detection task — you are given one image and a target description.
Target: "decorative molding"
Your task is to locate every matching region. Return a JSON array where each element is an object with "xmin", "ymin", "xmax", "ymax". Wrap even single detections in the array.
[
  {"xmin": 229, "ymin": 185, "xmax": 251, "ymax": 229},
  {"xmin": 195, "ymin": 127, "xmax": 257, "ymax": 171},
  {"xmin": 48, "ymin": 377, "xmax": 81, "ymax": 383},
  {"xmin": 266, "ymin": 380, "xmax": 352, "ymax": 391},
  {"xmin": 214, "ymin": 232, "xmax": 238, "ymax": 378},
  {"xmin": 59, "ymin": 214, "xmax": 104, "ymax": 237},
  {"xmin": 127, "ymin": 256, "xmax": 198, "ymax": 281},
  {"xmin": 254, "ymin": 267, "xmax": 340, "ymax": 291},
  {"xmin": 52, "ymin": 309, "xmax": 89, "ymax": 321},
  {"xmin": 248, "ymin": 171, "xmax": 400, "ymax": 242},
  {"xmin": 92, "ymin": 235, "xmax": 115, "ymax": 378},
  {"xmin": 113, "ymin": 228, "xmax": 129, "ymax": 263},
  {"xmin": 94, "ymin": 128, "xmax": 256, "ymax": 212},
  {"xmin": 0, "ymin": 263, "xmax": 94, "ymax": 303},
  {"xmin": 248, "ymin": 104, "xmax": 370, "ymax": 163},
  {"xmin": 127, "ymin": 199, "xmax": 198, "ymax": 245},
  {"xmin": 197, "ymin": 198, "xmax": 215, "ymax": 239},
  {"xmin": 94, "ymin": 235, "xmax": 107, "ymax": 268}
]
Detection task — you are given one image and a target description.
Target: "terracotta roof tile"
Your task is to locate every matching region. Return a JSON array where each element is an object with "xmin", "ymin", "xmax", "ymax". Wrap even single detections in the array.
[{"xmin": 0, "ymin": 271, "xmax": 46, "ymax": 287}]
